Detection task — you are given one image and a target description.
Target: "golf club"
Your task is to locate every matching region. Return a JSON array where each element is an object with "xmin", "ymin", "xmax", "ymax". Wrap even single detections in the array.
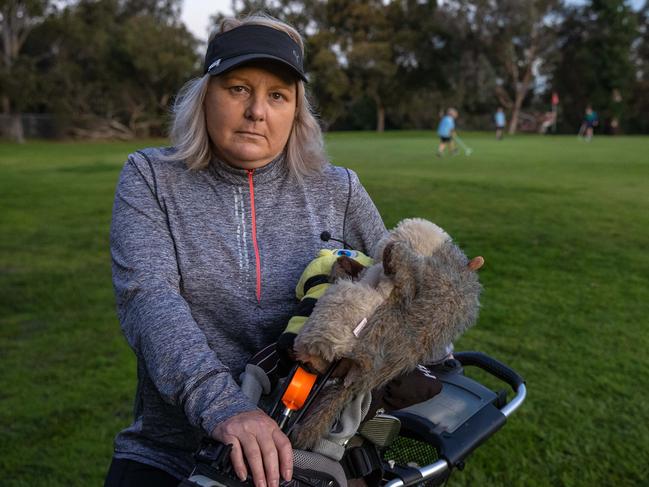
[
  {"xmin": 577, "ymin": 122, "xmax": 586, "ymax": 139},
  {"xmin": 454, "ymin": 135, "xmax": 473, "ymax": 156}
]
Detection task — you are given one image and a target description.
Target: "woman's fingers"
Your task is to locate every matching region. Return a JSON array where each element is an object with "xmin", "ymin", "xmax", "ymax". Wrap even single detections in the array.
[
  {"xmin": 238, "ymin": 432, "xmax": 266, "ymax": 487},
  {"xmin": 226, "ymin": 437, "xmax": 248, "ymax": 481},
  {"xmin": 211, "ymin": 410, "xmax": 293, "ymax": 487},
  {"xmin": 273, "ymin": 427, "xmax": 293, "ymax": 482},
  {"xmin": 257, "ymin": 431, "xmax": 280, "ymax": 487}
]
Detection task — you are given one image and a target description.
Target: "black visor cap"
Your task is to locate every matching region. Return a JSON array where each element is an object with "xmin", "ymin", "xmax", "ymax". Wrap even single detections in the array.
[{"xmin": 204, "ymin": 24, "xmax": 307, "ymax": 82}]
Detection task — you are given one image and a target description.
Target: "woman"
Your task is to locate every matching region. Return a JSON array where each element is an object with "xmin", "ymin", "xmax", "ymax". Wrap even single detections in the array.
[{"xmin": 105, "ymin": 14, "xmax": 386, "ymax": 487}]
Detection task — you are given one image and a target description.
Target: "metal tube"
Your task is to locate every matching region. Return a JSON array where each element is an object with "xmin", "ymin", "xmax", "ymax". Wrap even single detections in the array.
[
  {"xmin": 277, "ymin": 408, "xmax": 293, "ymax": 431},
  {"xmin": 384, "ymin": 459, "xmax": 449, "ymax": 487},
  {"xmin": 501, "ymin": 383, "xmax": 527, "ymax": 418}
]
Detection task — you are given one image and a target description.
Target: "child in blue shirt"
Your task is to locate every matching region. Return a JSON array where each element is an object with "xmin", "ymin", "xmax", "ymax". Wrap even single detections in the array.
[
  {"xmin": 494, "ymin": 107, "xmax": 506, "ymax": 140},
  {"xmin": 436, "ymin": 108, "xmax": 458, "ymax": 157}
]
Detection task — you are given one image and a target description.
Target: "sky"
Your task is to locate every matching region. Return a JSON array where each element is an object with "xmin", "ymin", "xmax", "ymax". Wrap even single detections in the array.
[
  {"xmin": 181, "ymin": 0, "xmax": 233, "ymax": 43},
  {"xmin": 180, "ymin": 0, "xmax": 647, "ymax": 43}
]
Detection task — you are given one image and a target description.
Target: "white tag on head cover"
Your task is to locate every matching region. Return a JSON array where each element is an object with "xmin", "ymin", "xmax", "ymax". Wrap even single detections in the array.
[{"xmin": 353, "ymin": 317, "xmax": 368, "ymax": 337}]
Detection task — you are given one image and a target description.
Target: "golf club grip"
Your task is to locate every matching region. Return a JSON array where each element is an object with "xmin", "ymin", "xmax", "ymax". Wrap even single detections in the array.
[{"xmin": 454, "ymin": 351, "xmax": 524, "ymax": 390}]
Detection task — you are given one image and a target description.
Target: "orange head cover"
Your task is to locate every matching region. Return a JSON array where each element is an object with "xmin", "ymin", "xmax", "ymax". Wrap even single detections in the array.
[{"xmin": 281, "ymin": 366, "xmax": 317, "ymax": 411}]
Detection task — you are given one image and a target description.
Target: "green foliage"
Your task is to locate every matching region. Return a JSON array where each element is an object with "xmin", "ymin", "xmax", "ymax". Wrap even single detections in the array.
[
  {"xmin": 1, "ymin": 133, "xmax": 649, "ymax": 485},
  {"xmin": 19, "ymin": 0, "xmax": 200, "ymax": 137},
  {"xmin": 2, "ymin": 0, "xmax": 649, "ymax": 134},
  {"xmin": 627, "ymin": 5, "xmax": 649, "ymax": 132},
  {"xmin": 0, "ymin": 1, "xmax": 54, "ymax": 141},
  {"xmin": 552, "ymin": 0, "xmax": 638, "ymax": 132},
  {"xmin": 229, "ymin": 0, "xmax": 647, "ymax": 133},
  {"xmin": 233, "ymin": 0, "xmax": 447, "ymax": 131},
  {"xmin": 306, "ymin": 38, "xmax": 350, "ymax": 127}
]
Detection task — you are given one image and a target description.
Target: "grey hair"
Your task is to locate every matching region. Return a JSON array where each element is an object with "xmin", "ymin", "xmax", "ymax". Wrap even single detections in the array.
[{"xmin": 167, "ymin": 13, "xmax": 327, "ymax": 180}]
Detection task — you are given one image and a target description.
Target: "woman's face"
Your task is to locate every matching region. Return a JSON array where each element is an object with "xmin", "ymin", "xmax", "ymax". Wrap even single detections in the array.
[{"xmin": 205, "ymin": 62, "xmax": 298, "ymax": 170}]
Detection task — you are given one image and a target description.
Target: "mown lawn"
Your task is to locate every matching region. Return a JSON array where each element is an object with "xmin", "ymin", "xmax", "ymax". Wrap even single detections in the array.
[{"xmin": 1, "ymin": 132, "xmax": 648, "ymax": 486}]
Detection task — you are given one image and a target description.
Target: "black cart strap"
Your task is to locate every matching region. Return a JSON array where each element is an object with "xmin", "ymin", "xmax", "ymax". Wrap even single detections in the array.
[
  {"xmin": 342, "ymin": 444, "xmax": 383, "ymax": 479},
  {"xmin": 388, "ymin": 465, "xmax": 425, "ymax": 485}
]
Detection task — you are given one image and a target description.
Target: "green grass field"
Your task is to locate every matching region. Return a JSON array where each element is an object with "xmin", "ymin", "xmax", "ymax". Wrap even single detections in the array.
[{"xmin": 1, "ymin": 132, "xmax": 648, "ymax": 486}]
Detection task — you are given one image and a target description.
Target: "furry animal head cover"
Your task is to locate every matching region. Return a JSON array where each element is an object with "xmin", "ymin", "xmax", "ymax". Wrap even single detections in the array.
[{"xmin": 291, "ymin": 218, "xmax": 482, "ymax": 449}]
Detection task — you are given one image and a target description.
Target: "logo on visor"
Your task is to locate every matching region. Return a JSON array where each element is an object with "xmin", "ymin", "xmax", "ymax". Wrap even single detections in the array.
[{"xmin": 208, "ymin": 58, "xmax": 222, "ymax": 71}]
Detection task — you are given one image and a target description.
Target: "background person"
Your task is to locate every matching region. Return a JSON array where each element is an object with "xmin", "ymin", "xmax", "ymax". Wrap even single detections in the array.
[
  {"xmin": 579, "ymin": 105, "xmax": 599, "ymax": 141},
  {"xmin": 436, "ymin": 108, "xmax": 458, "ymax": 157},
  {"xmin": 494, "ymin": 107, "xmax": 506, "ymax": 140},
  {"xmin": 104, "ymin": 14, "xmax": 386, "ymax": 487},
  {"xmin": 538, "ymin": 111, "xmax": 556, "ymax": 134}
]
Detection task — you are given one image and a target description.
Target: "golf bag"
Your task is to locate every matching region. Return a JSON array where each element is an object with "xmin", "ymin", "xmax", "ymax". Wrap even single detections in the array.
[{"xmin": 180, "ymin": 352, "xmax": 526, "ymax": 487}]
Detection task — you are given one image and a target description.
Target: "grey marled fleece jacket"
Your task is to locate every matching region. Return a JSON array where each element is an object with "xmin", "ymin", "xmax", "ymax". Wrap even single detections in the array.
[{"xmin": 109, "ymin": 147, "xmax": 386, "ymax": 478}]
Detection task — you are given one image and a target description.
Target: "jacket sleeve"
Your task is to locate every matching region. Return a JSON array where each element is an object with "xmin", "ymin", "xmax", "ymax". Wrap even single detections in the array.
[
  {"xmin": 343, "ymin": 169, "xmax": 387, "ymax": 256},
  {"xmin": 110, "ymin": 154, "xmax": 257, "ymax": 436}
]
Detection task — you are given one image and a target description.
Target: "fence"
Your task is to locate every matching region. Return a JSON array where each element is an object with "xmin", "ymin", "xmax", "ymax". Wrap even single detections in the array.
[{"xmin": 0, "ymin": 114, "xmax": 63, "ymax": 140}]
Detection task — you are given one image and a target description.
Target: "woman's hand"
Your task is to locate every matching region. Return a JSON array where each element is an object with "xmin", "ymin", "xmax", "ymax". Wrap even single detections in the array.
[{"xmin": 211, "ymin": 410, "xmax": 293, "ymax": 487}]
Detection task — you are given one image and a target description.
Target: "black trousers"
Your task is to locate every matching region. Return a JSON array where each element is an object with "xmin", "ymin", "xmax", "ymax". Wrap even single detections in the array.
[{"xmin": 104, "ymin": 457, "xmax": 180, "ymax": 487}]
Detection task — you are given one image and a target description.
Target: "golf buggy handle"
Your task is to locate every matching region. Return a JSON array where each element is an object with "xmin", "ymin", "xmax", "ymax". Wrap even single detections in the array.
[
  {"xmin": 383, "ymin": 353, "xmax": 526, "ymax": 487},
  {"xmin": 454, "ymin": 351, "xmax": 527, "ymax": 418}
]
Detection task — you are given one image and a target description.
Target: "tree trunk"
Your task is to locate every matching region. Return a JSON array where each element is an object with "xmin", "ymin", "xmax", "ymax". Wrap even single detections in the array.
[
  {"xmin": 508, "ymin": 48, "xmax": 536, "ymax": 135},
  {"xmin": 10, "ymin": 113, "xmax": 25, "ymax": 143},
  {"xmin": 1, "ymin": 94, "xmax": 24, "ymax": 143},
  {"xmin": 376, "ymin": 103, "xmax": 385, "ymax": 132},
  {"xmin": 508, "ymin": 91, "xmax": 525, "ymax": 135},
  {"xmin": 1, "ymin": 4, "xmax": 30, "ymax": 143},
  {"xmin": 504, "ymin": 20, "xmax": 541, "ymax": 135}
]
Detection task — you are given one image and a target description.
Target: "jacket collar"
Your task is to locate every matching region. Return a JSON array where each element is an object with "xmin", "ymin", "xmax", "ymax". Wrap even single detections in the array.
[{"xmin": 209, "ymin": 153, "xmax": 289, "ymax": 186}]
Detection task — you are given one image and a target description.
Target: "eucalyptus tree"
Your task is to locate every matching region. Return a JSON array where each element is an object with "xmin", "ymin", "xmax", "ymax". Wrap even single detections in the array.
[
  {"xmin": 0, "ymin": 0, "xmax": 55, "ymax": 141},
  {"xmin": 465, "ymin": 0, "xmax": 561, "ymax": 134}
]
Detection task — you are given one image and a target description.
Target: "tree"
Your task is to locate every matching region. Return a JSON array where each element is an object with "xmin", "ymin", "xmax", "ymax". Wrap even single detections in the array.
[
  {"xmin": 26, "ymin": 0, "xmax": 199, "ymax": 138},
  {"xmin": 551, "ymin": 0, "xmax": 638, "ymax": 132},
  {"xmin": 0, "ymin": 0, "xmax": 53, "ymax": 141},
  {"xmin": 305, "ymin": 29, "xmax": 350, "ymax": 128},
  {"xmin": 627, "ymin": 1, "xmax": 649, "ymax": 132},
  {"xmin": 468, "ymin": 0, "xmax": 560, "ymax": 134},
  {"xmin": 381, "ymin": 0, "xmax": 449, "ymax": 129},
  {"xmin": 323, "ymin": 0, "xmax": 447, "ymax": 132},
  {"xmin": 433, "ymin": 1, "xmax": 505, "ymax": 126},
  {"xmin": 232, "ymin": 0, "xmax": 396, "ymax": 131},
  {"xmin": 338, "ymin": 0, "xmax": 396, "ymax": 132},
  {"xmin": 118, "ymin": 0, "xmax": 180, "ymax": 20},
  {"xmin": 233, "ymin": 0, "xmax": 442, "ymax": 131}
]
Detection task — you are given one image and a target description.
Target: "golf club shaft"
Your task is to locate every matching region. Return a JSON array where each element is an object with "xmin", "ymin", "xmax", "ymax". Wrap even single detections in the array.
[{"xmin": 454, "ymin": 135, "xmax": 472, "ymax": 152}]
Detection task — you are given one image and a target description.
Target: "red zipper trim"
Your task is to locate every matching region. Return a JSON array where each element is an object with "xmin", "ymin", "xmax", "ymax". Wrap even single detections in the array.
[{"xmin": 247, "ymin": 169, "xmax": 262, "ymax": 303}]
